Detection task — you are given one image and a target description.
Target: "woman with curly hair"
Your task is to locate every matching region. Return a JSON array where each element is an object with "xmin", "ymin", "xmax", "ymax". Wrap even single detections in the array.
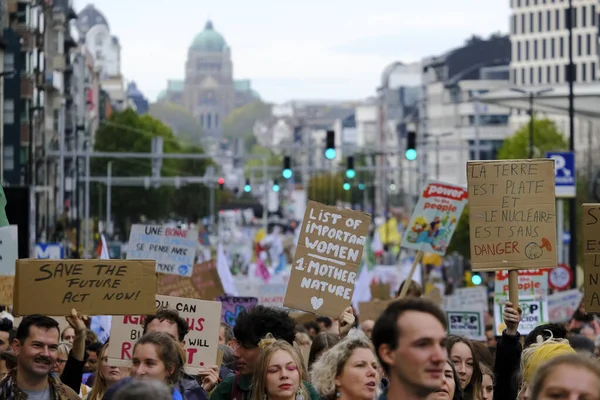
[
  {"xmin": 310, "ymin": 332, "xmax": 380, "ymax": 400},
  {"xmin": 250, "ymin": 334, "xmax": 310, "ymax": 400}
]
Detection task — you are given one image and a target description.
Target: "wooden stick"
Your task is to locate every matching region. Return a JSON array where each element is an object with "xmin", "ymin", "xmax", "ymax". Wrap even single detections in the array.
[
  {"xmin": 398, "ymin": 251, "xmax": 424, "ymax": 299},
  {"xmin": 508, "ymin": 269, "xmax": 519, "ymax": 306}
]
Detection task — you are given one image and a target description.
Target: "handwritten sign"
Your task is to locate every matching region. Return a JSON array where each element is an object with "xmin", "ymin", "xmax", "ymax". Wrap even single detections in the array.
[
  {"xmin": 548, "ymin": 289, "xmax": 583, "ymax": 323},
  {"xmin": 217, "ymin": 295, "xmax": 258, "ymax": 327},
  {"xmin": 494, "ymin": 269, "xmax": 548, "ymax": 299},
  {"xmin": 494, "ymin": 294, "xmax": 548, "ymax": 335},
  {"xmin": 258, "ymin": 284, "xmax": 286, "ymax": 307},
  {"xmin": 157, "ymin": 261, "xmax": 224, "ymax": 300},
  {"xmin": 107, "ymin": 295, "xmax": 221, "ymax": 375},
  {"xmin": 583, "ymin": 204, "xmax": 600, "ymax": 312},
  {"xmin": 13, "ymin": 259, "xmax": 157, "ymax": 316},
  {"xmin": 467, "ymin": 160, "xmax": 557, "ymax": 271},
  {"xmin": 401, "ymin": 181, "xmax": 467, "ymax": 255},
  {"xmin": 0, "ymin": 226, "xmax": 18, "ymax": 275},
  {"xmin": 446, "ymin": 308, "xmax": 485, "ymax": 341},
  {"xmin": 0, "ymin": 276, "xmax": 13, "ymax": 305},
  {"xmin": 284, "ymin": 201, "xmax": 371, "ymax": 318},
  {"xmin": 127, "ymin": 225, "xmax": 198, "ymax": 277}
]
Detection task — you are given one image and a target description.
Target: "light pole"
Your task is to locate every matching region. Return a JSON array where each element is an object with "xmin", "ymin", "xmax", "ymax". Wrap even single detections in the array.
[
  {"xmin": 509, "ymin": 87, "xmax": 553, "ymax": 158},
  {"xmin": 567, "ymin": 0, "xmax": 577, "ymax": 288}
]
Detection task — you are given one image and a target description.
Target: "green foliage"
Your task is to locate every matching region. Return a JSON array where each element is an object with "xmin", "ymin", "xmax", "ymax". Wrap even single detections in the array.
[
  {"xmin": 497, "ymin": 118, "xmax": 568, "ymax": 159},
  {"xmin": 222, "ymin": 100, "xmax": 271, "ymax": 153},
  {"xmin": 307, "ymin": 173, "xmax": 349, "ymax": 205},
  {"xmin": 245, "ymin": 145, "xmax": 282, "ymax": 179},
  {"xmin": 446, "ymin": 206, "xmax": 470, "ymax": 258},
  {"xmin": 90, "ymin": 109, "xmax": 213, "ymax": 232},
  {"xmin": 148, "ymin": 101, "xmax": 203, "ymax": 146}
]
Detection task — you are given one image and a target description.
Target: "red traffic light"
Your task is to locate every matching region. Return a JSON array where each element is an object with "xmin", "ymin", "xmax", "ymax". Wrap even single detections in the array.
[{"xmin": 217, "ymin": 177, "xmax": 225, "ymax": 185}]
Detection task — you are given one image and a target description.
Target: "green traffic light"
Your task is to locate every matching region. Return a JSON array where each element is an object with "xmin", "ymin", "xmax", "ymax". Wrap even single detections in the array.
[
  {"xmin": 282, "ymin": 169, "xmax": 292, "ymax": 179},
  {"xmin": 343, "ymin": 182, "xmax": 351, "ymax": 191},
  {"xmin": 405, "ymin": 149, "xmax": 417, "ymax": 161},
  {"xmin": 345, "ymin": 169, "xmax": 356, "ymax": 179}
]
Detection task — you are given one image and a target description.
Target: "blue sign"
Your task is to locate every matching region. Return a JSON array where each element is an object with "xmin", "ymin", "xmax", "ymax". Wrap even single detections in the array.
[
  {"xmin": 546, "ymin": 152, "xmax": 576, "ymax": 198},
  {"xmin": 34, "ymin": 243, "xmax": 64, "ymax": 259}
]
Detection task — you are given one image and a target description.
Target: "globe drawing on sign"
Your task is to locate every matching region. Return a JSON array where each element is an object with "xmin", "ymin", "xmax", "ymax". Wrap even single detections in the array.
[
  {"xmin": 525, "ymin": 238, "xmax": 552, "ymax": 260},
  {"xmin": 178, "ymin": 264, "xmax": 190, "ymax": 275}
]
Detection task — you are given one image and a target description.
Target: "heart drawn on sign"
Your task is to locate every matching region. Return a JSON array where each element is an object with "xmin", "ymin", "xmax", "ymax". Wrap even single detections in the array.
[{"xmin": 311, "ymin": 297, "xmax": 324, "ymax": 310}]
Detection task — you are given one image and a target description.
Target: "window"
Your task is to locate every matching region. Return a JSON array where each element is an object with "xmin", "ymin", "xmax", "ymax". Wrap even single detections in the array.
[
  {"xmin": 593, "ymin": 5, "xmax": 597, "ymax": 26},
  {"xmin": 538, "ymin": 66, "xmax": 542, "ymax": 83},
  {"xmin": 582, "ymin": 63, "xmax": 587, "ymax": 82},
  {"xmin": 3, "ymin": 53, "xmax": 14, "ymax": 71},
  {"xmin": 547, "ymin": 10, "xmax": 551, "ymax": 30},
  {"xmin": 517, "ymin": 41, "xmax": 522, "ymax": 61},
  {"xmin": 559, "ymin": 37, "xmax": 564, "ymax": 57},
  {"xmin": 215, "ymin": 114, "xmax": 219, "ymax": 128},
  {"xmin": 592, "ymin": 62, "xmax": 596, "ymax": 81},
  {"xmin": 468, "ymin": 139, "xmax": 504, "ymax": 161},
  {"xmin": 542, "ymin": 38, "xmax": 546, "ymax": 58},
  {"xmin": 20, "ymin": 99, "xmax": 29, "ymax": 122},
  {"xmin": 521, "ymin": 67, "xmax": 525, "ymax": 84},
  {"xmin": 582, "ymin": 5, "xmax": 587, "ymax": 27},
  {"xmin": 534, "ymin": 39, "xmax": 538, "ymax": 59},
  {"xmin": 199, "ymin": 114, "xmax": 204, "ymax": 127},
  {"xmin": 521, "ymin": 14, "xmax": 526, "ymax": 32},
  {"xmin": 587, "ymin": 34, "xmax": 592, "ymax": 55},
  {"xmin": 207, "ymin": 114, "xmax": 212, "ymax": 129},
  {"xmin": 565, "ymin": 64, "xmax": 576, "ymax": 82},
  {"xmin": 547, "ymin": 65, "xmax": 551, "ymax": 83},
  {"xmin": 555, "ymin": 65, "xmax": 560, "ymax": 82},
  {"xmin": 530, "ymin": 12, "xmax": 534, "ymax": 32},
  {"xmin": 538, "ymin": 11, "xmax": 542, "ymax": 31},
  {"xmin": 573, "ymin": 7, "xmax": 577, "ymax": 27},
  {"xmin": 468, "ymin": 115, "xmax": 509, "ymax": 126},
  {"xmin": 3, "ymin": 99, "xmax": 14, "ymax": 125},
  {"xmin": 578, "ymin": 35, "xmax": 582, "ymax": 56},
  {"xmin": 555, "ymin": 9, "xmax": 560, "ymax": 30},
  {"xmin": 3, "ymin": 146, "xmax": 14, "ymax": 172},
  {"xmin": 529, "ymin": 67, "xmax": 534, "ymax": 84},
  {"xmin": 512, "ymin": 15, "xmax": 517, "ymax": 34},
  {"xmin": 526, "ymin": 40, "xmax": 530, "ymax": 59},
  {"xmin": 551, "ymin": 38, "xmax": 555, "ymax": 58}
]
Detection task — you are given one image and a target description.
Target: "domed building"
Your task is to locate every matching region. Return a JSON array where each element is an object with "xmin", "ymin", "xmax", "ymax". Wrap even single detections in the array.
[{"xmin": 159, "ymin": 20, "xmax": 260, "ymax": 138}]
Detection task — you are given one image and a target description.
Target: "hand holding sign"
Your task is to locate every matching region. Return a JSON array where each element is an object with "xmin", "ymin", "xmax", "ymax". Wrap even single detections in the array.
[
  {"xmin": 65, "ymin": 308, "xmax": 88, "ymax": 334},
  {"xmin": 338, "ymin": 306, "xmax": 355, "ymax": 338},
  {"xmin": 197, "ymin": 365, "xmax": 219, "ymax": 392},
  {"xmin": 502, "ymin": 301, "xmax": 522, "ymax": 336}
]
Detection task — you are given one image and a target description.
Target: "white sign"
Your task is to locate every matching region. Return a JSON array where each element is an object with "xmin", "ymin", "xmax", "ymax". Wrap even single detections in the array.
[
  {"xmin": 127, "ymin": 225, "xmax": 198, "ymax": 276},
  {"xmin": 446, "ymin": 307, "xmax": 486, "ymax": 341},
  {"xmin": 0, "ymin": 226, "xmax": 18, "ymax": 275},
  {"xmin": 548, "ymin": 289, "xmax": 583, "ymax": 323},
  {"xmin": 494, "ymin": 295, "xmax": 548, "ymax": 336},
  {"xmin": 443, "ymin": 287, "xmax": 487, "ymax": 309},
  {"xmin": 258, "ymin": 284, "xmax": 287, "ymax": 307}
]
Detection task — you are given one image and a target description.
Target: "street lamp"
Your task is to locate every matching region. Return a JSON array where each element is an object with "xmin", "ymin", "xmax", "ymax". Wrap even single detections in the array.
[{"xmin": 509, "ymin": 87, "xmax": 553, "ymax": 158}]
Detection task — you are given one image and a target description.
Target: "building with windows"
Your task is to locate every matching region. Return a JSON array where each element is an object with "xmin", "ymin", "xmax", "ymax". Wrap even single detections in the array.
[
  {"xmin": 157, "ymin": 20, "xmax": 260, "ymax": 138},
  {"xmin": 126, "ymin": 81, "xmax": 149, "ymax": 114}
]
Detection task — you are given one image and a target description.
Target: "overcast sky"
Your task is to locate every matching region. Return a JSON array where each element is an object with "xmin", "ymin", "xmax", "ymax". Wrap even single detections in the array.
[{"xmin": 73, "ymin": 0, "xmax": 510, "ymax": 103}]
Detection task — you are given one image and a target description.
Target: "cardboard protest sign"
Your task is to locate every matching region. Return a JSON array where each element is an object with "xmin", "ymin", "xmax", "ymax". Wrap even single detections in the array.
[
  {"xmin": 258, "ymin": 284, "xmax": 286, "ymax": 307},
  {"xmin": 370, "ymin": 283, "xmax": 391, "ymax": 301},
  {"xmin": 401, "ymin": 182, "xmax": 467, "ymax": 255},
  {"xmin": 157, "ymin": 261, "xmax": 224, "ymax": 300},
  {"xmin": 547, "ymin": 289, "xmax": 583, "ymax": 323},
  {"xmin": 284, "ymin": 201, "xmax": 371, "ymax": 318},
  {"xmin": 467, "ymin": 159, "xmax": 557, "ymax": 271},
  {"xmin": 583, "ymin": 204, "xmax": 600, "ymax": 312},
  {"xmin": 0, "ymin": 226, "xmax": 18, "ymax": 275},
  {"xmin": 359, "ymin": 300, "xmax": 393, "ymax": 321},
  {"xmin": 495, "ymin": 269, "xmax": 548, "ymax": 299},
  {"xmin": 445, "ymin": 308, "xmax": 486, "ymax": 341},
  {"xmin": 443, "ymin": 287, "xmax": 487, "ymax": 310},
  {"xmin": 127, "ymin": 224, "xmax": 198, "ymax": 277},
  {"xmin": 107, "ymin": 295, "xmax": 221, "ymax": 375},
  {"xmin": 217, "ymin": 295, "xmax": 258, "ymax": 327},
  {"xmin": 493, "ymin": 294, "xmax": 548, "ymax": 336},
  {"xmin": 13, "ymin": 259, "xmax": 157, "ymax": 316},
  {"xmin": 0, "ymin": 276, "xmax": 13, "ymax": 305}
]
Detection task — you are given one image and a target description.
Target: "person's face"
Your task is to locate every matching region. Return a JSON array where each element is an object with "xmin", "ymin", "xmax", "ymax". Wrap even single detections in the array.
[
  {"xmin": 581, "ymin": 326, "xmax": 596, "ymax": 341},
  {"xmin": 61, "ymin": 328, "xmax": 75, "ymax": 344},
  {"xmin": 450, "ymin": 342, "xmax": 473, "ymax": 389},
  {"xmin": 0, "ymin": 360, "xmax": 9, "ymax": 381},
  {"xmin": 84, "ymin": 350, "xmax": 99, "ymax": 373},
  {"xmin": 485, "ymin": 330, "xmax": 497, "ymax": 348},
  {"xmin": 146, "ymin": 319, "xmax": 180, "ymax": 343},
  {"xmin": 218, "ymin": 326, "xmax": 226, "ymax": 345},
  {"xmin": 264, "ymin": 350, "xmax": 301, "ymax": 400},
  {"xmin": 481, "ymin": 373, "xmax": 493, "ymax": 400},
  {"xmin": 378, "ymin": 311, "xmax": 447, "ymax": 396},
  {"xmin": 131, "ymin": 343, "xmax": 172, "ymax": 383},
  {"xmin": 0, "ymin": 331, "xmax": 10, "ymax": 352},
  {"xmin": 335, "ymin": 347, "xmax": 379, "ymax": 400},
  {"xmin": 100, "ymin": 351, "xmax": 123, "ymax": 385},
  {"xmin": 537, "ymin": 365, "xmax": 600, "ymax": 400},
  {"xmin": 426, "ymin": 362, "xmax": 456, "ymax": 400},
  {"xmin": 52, "ymin": 349, "xmax": 68, "ymax": 375},
  {"xmin": 12, "ymin": 326, "xmax": 59, "ymax": 378},
  {"xmin": 232, "ymin": 340, "xmax": 261, "ymax": 375},
  {"xmin": 361, "ymin": 320, "xmax": 375, "ymax": 338}
]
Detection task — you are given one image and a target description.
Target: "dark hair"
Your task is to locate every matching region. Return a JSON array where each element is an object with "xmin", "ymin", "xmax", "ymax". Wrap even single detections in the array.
[
  {"xmin": 60, "ymin": 326, "xmax": 74, "ymax": 341},
  {"xmin": 220, "ymin": 323, "xmax": 234, "ymax": 343},
  {"xmin": 113, "ymin": 378, "xmax": 172, "ymax": 400},
  {"xmin": 396, "ymin": 280, "xmax": 423, "ymax": 298},
  {"xmin": 134, "ymin": 332, "xmax": 184, "ymax": 385},
  {"xmin": 470, "ymin": 340, "xmax": 494, "ymax": 368},
  {"xmin": 447, "ymin": 335, "xmax": 483, "ymax": 400},
  {"xmin": 0, "ymin": 318, "xmax": 12, "ymax": 333},
  {"xmin": 524, "ymin": 323, "xmax": 567, "ymax": 348},
  {"xmin": 87, "ymin": 341, "xmax": 103, "ymax": 354},
  {"xmin": 233, "ymin": 305, "xmax": 296, "ymax": 347},
  {"xmin": 143, "ymin": 308, "xmax": 189, "ymax": 343},
  {"xmin": 372, "ymin": 298, "xmax": 447, "ymax": 373},
  {"xmin": 568, "ymin": 334, "xmax": 595, "ymax": 353},
  {"xmin": 308, "ymin": 332, "xmax": 340, "ymax": 369},
  {"xmin": 445, "ymin": 359, "xmax": 464, "ymax": 400},
  {"xmin": 304, "ymin": 321, "xmax": 320, "ymax": 335},
  {"xmin": 316, "ymin": 316, "xmax": 332, "ymax": 328},
  {"xmin": 0, "ymin": 351, "xmax": 16, "ymax": 370},
  {"xmin": 15, "ymin": 315, "xmax": 59, "ymax": 344}
]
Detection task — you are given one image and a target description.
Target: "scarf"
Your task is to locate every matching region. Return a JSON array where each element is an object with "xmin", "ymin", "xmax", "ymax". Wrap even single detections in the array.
[{"xmin": 0, "ymin": 369, "xmax": 72, "ymax": 400}]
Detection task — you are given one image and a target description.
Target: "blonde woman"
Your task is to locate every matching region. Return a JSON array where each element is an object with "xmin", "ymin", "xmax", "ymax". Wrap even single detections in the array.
[
  {"xmin": 530, "ymin": 353, "xmax": 600, "ymax": 399},
  {"xmin": 310, "ymin": 332, "xmax": 380, "ymax": 400},
  {"xmin": 251, "ymin": 334, "xmax": 310, "ymax": 400},
  {"xmin": 85, "ymin": 342, "xmax": 126, "ymax": 400},
  {"xmin": 52, "ymin": 342, "xmax": 92, "ymax": 397}
]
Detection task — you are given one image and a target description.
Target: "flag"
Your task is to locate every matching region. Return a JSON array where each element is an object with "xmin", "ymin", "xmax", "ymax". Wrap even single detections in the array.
[
  {"xmin": 98, "ymin": 234, "xmax": 110, "ymax": 260},
  {"xmin": 0, "ymin": 186, "xmax": 9, "ymax": 227},
  {"xmin": 217, "ymin": 243, "xmax": 238, "ymax": 296},
  {"xmin": 352, "ymin": 260, "xmax": 372, "ymax": 312},
  {"xmin": 91, "ymin": 233, "xmax": 111, "ymax": 344}
]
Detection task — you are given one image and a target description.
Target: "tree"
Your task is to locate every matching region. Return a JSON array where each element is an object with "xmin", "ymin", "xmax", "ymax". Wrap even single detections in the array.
[
  {"xmin": 244, "ymin": 145, "xmax": 282, "ymax": 179},
  {"xmin": 496, "ymin": 118, "xmax": 568, "ymax": 159},
  {"xmin": 446, "ymin": 206, "xmax": 470, "ymax": 258},
  {"xmin": 222, "ymin": 100, "xmax": 271, "ymax": 153},
  {"xmin": 307, "ymin": 173, "xmax": 348, "ymax": 205},
  {"xmin": 148, "ymin": 101, "xmax": 204, "ymax": 146}
]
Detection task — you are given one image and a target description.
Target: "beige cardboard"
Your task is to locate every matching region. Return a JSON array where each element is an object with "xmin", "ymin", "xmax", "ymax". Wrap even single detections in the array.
[
  {"xmin": 157, "ymin": 261, "xmax": 225, "ymax": 300},
  {"xmin": 107, "ymin": 295, "xmax": 222, "ymax": 375},
  {"xmin": 0, "ymin": 276, "xmax": 13, "ymax": 305},
  {"xmin": 14, "ymin": 259, "xmax": 157, "ymax": 316},
  {"xmin": 284, "ymin": 201, "xmax": 371, "ymax": 318},
  {"xmin": 467, "ymin": 160, "xmax": 557, "ymax": 271},
  {"xmin": 370, "ymin": 283, "xmax": 391, "ymax": 300},
  {"xmin": 583, "ymin": 204, "xmax": 600, "ymax": 312},
  {"xmin": 359, "ymin": 300, "xmax": 393, "ymax": 322},
  {"xmin": 289, "ymin": 312, "xmax": 317, "ymax": 325}
]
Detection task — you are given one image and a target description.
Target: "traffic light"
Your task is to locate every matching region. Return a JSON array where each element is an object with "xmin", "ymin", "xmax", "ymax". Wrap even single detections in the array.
[
  {"xmin": 343, "ymin": 181, "xmax": 351, "ymax": 191},
  {"xmin": 345, "ymin": 156, "xmax": 355, "ymax": 179},
  {"xmin": 405, "ymin": 131, "xmax": 417, "ymax": 160},
  {"xmin": 471, "ymin": 272, "xmax": 482, "ymax": 285},
  {"xmin": 272, "ymin": 179, "xmax": 280, "ymax": 192},
  {"xmin": 218, "ymin": 177, "xmax": 225, "ymax": 190},
  {"xmin": 325, "ymin": 130, "xmax": 336, "ymax": 160},
  {"xmin": 282, "ymin": 156, "xmax": 292, "ymax": 179},
  {"xmin": 244, "ymin": 178, "xmax": 251, "ymax": 193},
  {"xmin": 358, "ymin": 182, "xmax": 365, "ymax": 191}
]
